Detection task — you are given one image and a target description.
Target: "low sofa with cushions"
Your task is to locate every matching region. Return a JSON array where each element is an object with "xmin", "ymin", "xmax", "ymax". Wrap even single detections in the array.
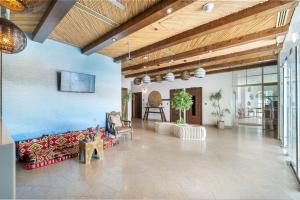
[{"xmin": 16, "ymin": 127, "xmax": 118, "ymax": 169}]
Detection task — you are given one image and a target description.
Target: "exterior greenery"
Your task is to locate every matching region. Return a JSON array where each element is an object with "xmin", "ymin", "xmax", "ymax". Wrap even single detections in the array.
[
  {"xmin": 121, "ymin": 90, "xmax": 132, "ymax": 120},
  {"xmin": 171, "ymin": 90, "xmax": 193, "ymax": 124},
  {"xmin": 209, "ymin": 89, "xmax": 230, "ymax": 122}
]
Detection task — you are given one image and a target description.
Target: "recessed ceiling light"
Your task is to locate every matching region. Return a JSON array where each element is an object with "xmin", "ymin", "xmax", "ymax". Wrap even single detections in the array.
[
  {"xmin": 203, "ymin": 3, "xmax": 214, "ymax": 13},
  {"xmin": 112, "ymin": 38, "xmax": 117, "ymax": 42},
  {"xmin": 143, "ymin": 56, "xmax": 148, "ymax": 59},
  {"xmin": 166, "ymin": 8, "xmax": 173, "ymax": 14}
]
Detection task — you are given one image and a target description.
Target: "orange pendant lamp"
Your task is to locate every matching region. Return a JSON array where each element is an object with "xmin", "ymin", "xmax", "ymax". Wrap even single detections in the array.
[{"xmin": 0, "ymin": 0, "xmax": 46, "ymax": 13}]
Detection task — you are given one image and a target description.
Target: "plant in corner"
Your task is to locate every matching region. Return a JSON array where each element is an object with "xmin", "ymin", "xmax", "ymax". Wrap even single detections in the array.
[
  {"xmin": 209, "ymin": 89, "xmax": 230, "ymax": 129},
  {"xmin": 171, "ymin": 90, "xmax": 193, "ymax": 125},
  {"xmin": 121, "ymin": 90, "xmax": 132, "ymax": 120}
]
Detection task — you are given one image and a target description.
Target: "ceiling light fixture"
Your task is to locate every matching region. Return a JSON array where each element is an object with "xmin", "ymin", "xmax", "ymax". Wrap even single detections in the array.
[
  {"xmin": 143, "ymin": 75, "xmax": 151, "ymax": 84},
  {"xmin": 166, "ymin": 8, "xmax": 173, "ymax": 14},
  {"xmin": 202, "ymin": 2, "xmax": 214, "ymax": 13},
  {"xmin": 112, "ymin": 38, "xmax": 117, "ymax": 42},
  {"xmin": 194, "ymin": 56, "xmax": 206, "ymax": 78},
  {"xmin": 0, "ymin": 0, "xmax": 47, "ymax": 13},
  {"xmin": 194, "ymin": 68, "xmax": 206, "ymax": 78},
  {"xmin": 143, "ymin": 56, "xmax": 148, "ymax": 59},
  {"xmin": 165, "ymin": 72, "xmax": 175, "ymax": 82},
  {"xmin": 0, "ymin": 9, "xmax": 26, "ymax": 54}
]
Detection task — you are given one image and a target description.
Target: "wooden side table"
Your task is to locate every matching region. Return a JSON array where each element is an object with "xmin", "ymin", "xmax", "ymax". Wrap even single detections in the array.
[{"xmin": 79, "ymin": 139, "xmax": 104, "ymax": 164}]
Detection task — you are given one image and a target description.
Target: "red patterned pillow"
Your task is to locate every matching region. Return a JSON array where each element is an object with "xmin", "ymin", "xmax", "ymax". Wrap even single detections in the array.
[
  {"xmin": 72, "ymin": 131, "xmax": 86, "ymax": 146},
  {"xmin": 49, "ymin": 132, "xmax": 72, "ymax": 150},
  {"xmin": 18, "ymin": 136, "xmax": 49, "ymax": 161},
  {"xmin": 27, "ymin": 149, "xmax": 54, "ymax": 163}
]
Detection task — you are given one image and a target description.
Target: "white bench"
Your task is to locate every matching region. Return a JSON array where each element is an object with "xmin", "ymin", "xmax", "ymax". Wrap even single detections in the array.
[{"xmin": 155, "ymin": 122, "xmax": 206, "ymax": 141}]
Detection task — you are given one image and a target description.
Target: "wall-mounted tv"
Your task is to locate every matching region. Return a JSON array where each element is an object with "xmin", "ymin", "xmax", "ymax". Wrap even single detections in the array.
[{"xmin": 57, "ymin": 71, "xmax": 95, "ymax": 93}]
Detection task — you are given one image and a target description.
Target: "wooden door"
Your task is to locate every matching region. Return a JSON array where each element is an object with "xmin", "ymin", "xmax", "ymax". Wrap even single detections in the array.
[
  {"xmin": 132, "ymin": 92, "xmax": 142, "ymax": 119},
  {"xmin": 170, "ymin": 89, "xmax": 182, "ymax": 122},
  {"xmin": 121, "ymin": 88, "xmax": 128, "ymax": 119},
  {"xmin": 186, "ymin": 87, "xmax": 203, "ymax": 125}
]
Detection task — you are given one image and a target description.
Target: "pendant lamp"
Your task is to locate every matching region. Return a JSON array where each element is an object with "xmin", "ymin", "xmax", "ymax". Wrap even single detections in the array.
[
  {"xmin": 0, "ymin": 0, "xmax": 46, "ymax": 13},
  {"xmin": 143, "ymin": 75, "xmax": 151, "ymax": 84},
  {"xmin": 165, "ymin": 72, "xmax": 175, "ymax": 82},
  {"xmin": 194, "ymin": 68, "xmax": 206, "ymax": 78},
  {"xmin": 155, "ymin": 75, "xmax": 162, "ymax": 82},
  {"xmin": 0, "ymin": 17, "xmax": 26, "ymax": 54}
]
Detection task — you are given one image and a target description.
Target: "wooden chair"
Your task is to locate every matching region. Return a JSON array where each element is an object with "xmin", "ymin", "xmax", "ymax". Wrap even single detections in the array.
[{"xmin": 106, "ymin": 111, "xmax": 133, "ymax": 140}]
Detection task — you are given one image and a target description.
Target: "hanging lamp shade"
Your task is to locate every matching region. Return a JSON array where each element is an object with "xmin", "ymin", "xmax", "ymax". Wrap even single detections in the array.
[
  {"xmin": 133, "ymin": 78, "xmax": 141, "ymax": 85},
  {"xmin": 143, "ymin": 75, "xmax": 151, "ymax": 84},
  {"xmin": 194, "ymin": 68, "xmax": 206, "ymax": 78},
  {"xmin": 0, "ymin": 0, "xmax": 46, "ymax": 13},
  {"xmin": 0, "ymin": 17, "xmax": 27, "ymax": 54},
  {"xmin": 181, "ymin": 71, "xmax": 190, "ymax": 80},
  {"xmin": 165, "ymin": 72, "xmax": 175, "ymax": 82},
  {"xmin": 155, "ymin": 75, "xmax": 162, "ymax": 82}
]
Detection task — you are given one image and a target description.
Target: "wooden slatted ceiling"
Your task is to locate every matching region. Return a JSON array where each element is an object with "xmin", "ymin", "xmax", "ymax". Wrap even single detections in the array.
[
  {"xmin": 125, "ymin": 43, "xmax": 283, "ymax": 77},
  {"xmin": 128, "ymin": 52, "xmax": 278, "ymax": 78},
  {"xmin": 146, "ymin": 54, "xmax": 278, "ymax": 80},
  {"xmin": 121, "ymin": 13, "xmax": 278, "ymax": 69},
  {"xmin": 123, "ymin": 36, "xmax": 285, "ymax": 76},
  {"xmin": 49, "ymin": 0, "xmax": 160, "ymax": 48},
  {"xmin": 98, "ymin": 0, "xmax": 265, "ymax": 58},
  {"xmin": 9, "ymin": 0, "xmax": 51, "ymax": 33},
  {"xmin": 114, "ymin": 0, "xmax": 296, "ymax": 62}
]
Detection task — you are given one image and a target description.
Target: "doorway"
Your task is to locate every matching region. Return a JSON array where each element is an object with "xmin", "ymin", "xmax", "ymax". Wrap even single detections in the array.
[
  {"xmin": 132, "ymin": 92, "xmax": 142, "ymax": 119},
  {"xmin": 170, "ymin": 89, "xmax": 181, "ymax": 122},
  {"xmin": 186, "ymin": 87, "xmax": 203, "ymax": 125},
  {"xmin": 170, "ymin": 87, "xmax": 203, "ymax": 125}
]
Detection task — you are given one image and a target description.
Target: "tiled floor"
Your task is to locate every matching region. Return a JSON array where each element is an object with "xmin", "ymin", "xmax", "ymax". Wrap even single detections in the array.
[{"xmin": 16, "ymin": 120, "xmax": 300, "ymax": 199}]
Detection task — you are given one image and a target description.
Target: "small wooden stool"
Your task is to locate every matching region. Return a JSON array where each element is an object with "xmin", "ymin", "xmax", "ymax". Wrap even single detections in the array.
[{"xmin": 79, "ymin": 139, "xmax": 104, "ymax": 164}]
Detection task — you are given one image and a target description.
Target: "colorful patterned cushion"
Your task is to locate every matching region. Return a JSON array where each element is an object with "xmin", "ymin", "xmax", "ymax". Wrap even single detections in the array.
[
  {"xmin": 53, "ymin": 146, "xmax": 79, "ymax": 158},
  {"xmin": 71, "ymin": 131, "xmax": 86, "ymax": 146},
  {"xmin": 27, "ymin": 149, "xmax": 54, "ymax": 163},
  {"xmin": 49, "ymin": 132, "xmax": 73, "ymax": 150},
  {"xmin": 18, "ymin": 136, "xmax": 49, "ymax": 161}
]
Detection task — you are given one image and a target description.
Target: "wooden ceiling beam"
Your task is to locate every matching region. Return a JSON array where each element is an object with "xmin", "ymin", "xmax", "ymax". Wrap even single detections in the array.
[
  {"xmin": 123, "ymin": 25, "xmax": 288, "ymax": 72},
  {"xmin": 32, "ymin": 0, "xmax": 76, "ymax": 43},
  {"xmin": 82, "ymin": 0, "xmax": 196, "ymax": 55},
  {"xmin": 136, "ymin": 54, "xmax": 277, "ymax": 79},
  {"xmin": 206, "ymin": 60, "xmax": 278, "ymax": 75},
  {"xmin": 115, "ymin": 0, "xmax": 296, "ymax": 62},
  {"xmin": 124, "ymin": 43, "xmax": 282, "ymax": 77},
  {"xmin": 150, "ymin": 60, "xmax": 278, "ymax": 82}
]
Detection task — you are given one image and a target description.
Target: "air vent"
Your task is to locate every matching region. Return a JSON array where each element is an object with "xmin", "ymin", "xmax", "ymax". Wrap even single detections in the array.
[{"xmin": 276, "ymin": 9, "xmax": 289, "ymax": 27}]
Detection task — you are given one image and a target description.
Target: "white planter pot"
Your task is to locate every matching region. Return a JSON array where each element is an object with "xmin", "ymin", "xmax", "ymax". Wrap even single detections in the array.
[{"xmin": 217, "ymin": 121, "xmax": 225, "ymax": 129}]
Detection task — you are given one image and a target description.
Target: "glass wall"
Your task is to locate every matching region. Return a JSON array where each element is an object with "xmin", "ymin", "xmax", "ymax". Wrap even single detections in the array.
[
  {"xmin": 233, "ymin": 66, "xmax": 279, "ymax": 136},
  {"xmin": 280, "ymin": 46, "xmax": 300, "ymax": 180}
]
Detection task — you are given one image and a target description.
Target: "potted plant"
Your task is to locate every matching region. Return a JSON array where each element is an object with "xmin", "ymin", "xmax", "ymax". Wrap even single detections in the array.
[
  {"xmin": 121, "ymin": 90, "xmax": 132, "ymax": 120},
  {"xmin": 171, "ymin": 90, "xmax": 193, "ymax": 125},
  {"xmin": 209, "ymin": 89, "xmax": 230, "ymax": 129}
]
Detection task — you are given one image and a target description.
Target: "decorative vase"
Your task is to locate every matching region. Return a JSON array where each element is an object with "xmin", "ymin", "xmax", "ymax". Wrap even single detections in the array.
[{"xmin": 218, "ymin": 121, "xmax": 225, "ymax": 129}]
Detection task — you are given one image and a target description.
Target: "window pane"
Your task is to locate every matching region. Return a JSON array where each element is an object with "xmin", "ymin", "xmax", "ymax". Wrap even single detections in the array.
[
  {"xmin": 264, "ymin": 65, "xmax": 278, "ymax": 74},
  {"xmin": 264, "ymin": 74, "xmax": 278, "ymax": 83}
]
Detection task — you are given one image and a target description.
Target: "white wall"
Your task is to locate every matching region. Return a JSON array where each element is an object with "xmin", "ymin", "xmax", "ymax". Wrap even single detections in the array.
[
  {"xmin": 126, "ymin": 72, "xmax": 234, "ymax": 126},
  {"xmin": 0, "ymin": 126, "xmax": 16, "ymax": 199}
]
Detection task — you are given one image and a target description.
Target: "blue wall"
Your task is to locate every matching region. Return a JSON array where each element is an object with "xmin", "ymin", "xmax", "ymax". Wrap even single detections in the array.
[{"xmin": 3, "ymin": 37, "xmax": 121, "ymax": 141}]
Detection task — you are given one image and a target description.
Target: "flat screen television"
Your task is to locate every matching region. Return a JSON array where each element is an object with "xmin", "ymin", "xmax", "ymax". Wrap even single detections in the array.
[{"xmin": 57, "ymin": 71, "xmax": 95, "ymax": 93}]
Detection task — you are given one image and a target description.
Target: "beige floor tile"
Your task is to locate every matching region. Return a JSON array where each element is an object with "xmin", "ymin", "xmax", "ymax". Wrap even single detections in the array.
[{"xmin": 16, "ymin": 120, "xmax": 300, "ymax": 199}]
